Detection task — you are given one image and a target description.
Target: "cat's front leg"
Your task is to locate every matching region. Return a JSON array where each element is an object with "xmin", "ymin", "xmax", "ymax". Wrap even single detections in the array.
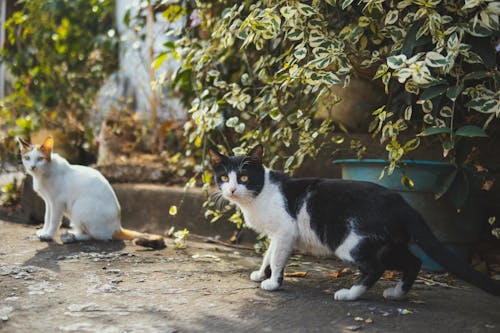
[
  {"xmin": 260, "ymin": 233, "xmax": 295, "ymax": 291},
  {"xmin": 36, "ymin": 198, "xmax": 52, "ymax": 240},
  {"xmin": 250, "ymin": 249, "xmax": 271, "ymax": 282},
  {"xmin": 37, "ymin": 202, "xmax": 63, "ymax": 241}
]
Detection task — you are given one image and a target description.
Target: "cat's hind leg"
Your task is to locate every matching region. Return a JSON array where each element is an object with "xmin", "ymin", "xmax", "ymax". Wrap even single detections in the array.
[
  {"xmin": 381, "ymin": 245, "xmax": 421, "ymax": 300},
  {"xmin": 60, "ymin": 220, "xmax": 92, "ymax": 244},
  {"xmin": 60, "ymin": 230, "xmax": 91, "ymax": 244},
  {"xmin": 334, "ymin": 262, "xmax": 384, "ymax": 301}
]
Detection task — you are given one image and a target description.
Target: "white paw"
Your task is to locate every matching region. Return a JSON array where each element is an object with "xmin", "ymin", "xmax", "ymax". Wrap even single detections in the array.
[
  {"xmin": 383, "ymin": 285, "xmax": 406, "ymax": 300},
  {"xmin": 250, "ymin": 270, "xmax": 266, "ymax": 282},
  {"xmin": 334, "ymin": 285, "xmax": 366, "ymax": 301},
  {"xmin": 60, "ymin": 232, "xmax": 76, "ymax": 244},
  {"xmin": 334, "ymin": 288, "xmax": 353, "ymax": 301},
  {"xmin": 36, "ymin": 230, "xmax": 53, "ymax": 242},
  {"xmin": 260, "ymin": 279, "xmax": 281, "ymax": 291}
]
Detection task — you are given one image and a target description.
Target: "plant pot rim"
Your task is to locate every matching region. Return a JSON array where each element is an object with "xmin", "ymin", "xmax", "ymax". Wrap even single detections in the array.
[{"xmin": 332, "ymin": 159, "xmax": 455, "ymax": 167}]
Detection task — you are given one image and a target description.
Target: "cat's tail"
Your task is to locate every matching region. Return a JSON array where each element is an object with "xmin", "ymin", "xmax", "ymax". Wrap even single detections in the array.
[
  {"xmin": 406, "ymin": 214, "xmax": 500, "ymax": 297},
  {"xmin": 112, "ymin": 228, "xmax": 166, "ymax": 250}
]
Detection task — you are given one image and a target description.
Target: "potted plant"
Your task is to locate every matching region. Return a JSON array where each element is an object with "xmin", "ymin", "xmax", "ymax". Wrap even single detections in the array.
[{"xmin": 331, "ymin": 0, "xmax": 500, "ymax": 270}]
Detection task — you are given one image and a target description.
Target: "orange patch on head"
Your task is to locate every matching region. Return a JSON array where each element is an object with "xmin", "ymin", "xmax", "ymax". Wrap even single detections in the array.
[{"xmin": 38, "ymin": 136, "xmax": 54, "ymax": 161}]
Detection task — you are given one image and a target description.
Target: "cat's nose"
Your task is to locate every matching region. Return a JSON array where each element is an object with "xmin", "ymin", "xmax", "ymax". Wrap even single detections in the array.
[
  {"xmin": 31, "ymin": 166, "xmax": 36, "ymax": 171},
  {"xmin": 229, "ymin": 187, "xmax": 236, "ymax": 194}
]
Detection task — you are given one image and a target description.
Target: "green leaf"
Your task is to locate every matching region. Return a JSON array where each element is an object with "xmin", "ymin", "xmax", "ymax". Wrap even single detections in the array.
[
  {"xmin": 284, "ymin": 155, "xmax": 295, "ymax": 169},
  {"xmin": 387, "ymin": 55, "xmax": 407, "ymax": 69},
  {"xmin": 455, "ymin": 125, "xmax": 488, "ymax": 137},
  {"xmin": 373, "ymin": 64, "xmax": 388, "ymax": 79},
  {"xmin": 341, "ymin": 0, "xmax": 355, "ymax": 10},
  {"xmin": 297, "ymin": 3, "xmax": 316, "ymax": 16},
  {"xmin": 225, "ymin": 116, "xmax": 239, "ymax": 127},
  {"xmin": 153, "ymin": 53, "xmax": 168, "ymax": 70},
  {"xmin": 323, "ymin": 72, "xmax": 341, "ymax": 85},
  {"xmin": 464, "ymin": 71, "xmax": 487, "ymax": 80},
  {"xmin": 385, "ymin": 10, "xmax": 399, "ymax": 25},
  {"xmin": 446, "ymin": 84, "xmax": 463, "ymax": 101},
  {"xmin": 269, "ymin": 108, "xmax": 282, "ymax": 120},
  {"xmin": 420, "ymin": 99, "xmax": 433, "ymax": 113},
  {"xmin": 425, "ymin": 52, "xmax": 448, "ymax": 68},
  {"xmin": 287, "ymin": 28, "xmax": 304, "ymax": 41},
  {"xmin": 293, "ymin": 47, "xmax": 307, "ymax": 60},
  {"xmin": 280, "ymin": 6, "xmax": 297, "ymax": 19},
  {"xmin": 420, "ymin": 84, "xmax": 448, "ymax": 100},
  {"xmin": 401, "ymin": 175, "xmax": 415, "ymax": 189},
  {"xmin": 417, "ymin": 127, "xmax": 452, "ymax": 136},
  {"xmin": 439, "ymin": 106, "xmax": 453, "ymax": 118},
  {"xmin": 442, "ymin": 139, "xmax": 454, "ymax": 157}
]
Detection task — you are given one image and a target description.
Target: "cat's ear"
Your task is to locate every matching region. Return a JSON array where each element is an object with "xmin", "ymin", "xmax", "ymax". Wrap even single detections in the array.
[
  {"xmin": 16, "ymin": 137, "xmax": 31, "ymax": 152},
  {"xmin": 248, "ymin": 144, "xmax": 263, "ymax": 162},
  {"xmin": 208, "ymin": 147, "xmax": 226, "ymax": 166},
  {"xmin": 39, "ymin": 136, "xmax": 54, "ymax": 160}
]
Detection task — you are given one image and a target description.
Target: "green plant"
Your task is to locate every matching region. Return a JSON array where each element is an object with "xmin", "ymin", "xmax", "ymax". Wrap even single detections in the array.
[
  {"xmin": 364, "ymin": 0, "xmax": 500, "ymax": 172},
  {"xmin": 163, "ymin": 0, "xmax": 499, "ymax": 180},
  {"xmin": 0, "ymin": 178, "xmax": 20, "ymax": 208},
  {"xmin": 149, "ymin": 1, "xmax": 500, "ymax": 238},
  {"xmin": 0, "ymin": 0, "xmax": 118, "ymax": 157}
]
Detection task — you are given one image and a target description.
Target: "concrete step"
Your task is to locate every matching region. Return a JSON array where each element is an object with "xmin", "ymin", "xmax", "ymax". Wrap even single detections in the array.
[{"xmin": 6, "ymin": 176, "xmax": 255, "ymax": 244}]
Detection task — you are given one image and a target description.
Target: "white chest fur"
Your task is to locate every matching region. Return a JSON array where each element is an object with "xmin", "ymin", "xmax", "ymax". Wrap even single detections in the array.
[
  {"xmin": 238, "ymin": 170, "xmax": 333, "ymax": 257},
  {"xmin": 239, "ymin": 172, "xmax": 293, "ymax": 238}
]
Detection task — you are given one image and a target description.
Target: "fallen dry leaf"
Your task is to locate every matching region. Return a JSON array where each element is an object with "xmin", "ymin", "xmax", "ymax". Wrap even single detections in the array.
[
  {"xmin": 365, "ymin": 318, "xmax": 373, "ymax": 324},
  {"xmin": 383, "ymin": 271, "xmax": 398, "ymax": 280},
  {"xmin": 474, "ymin": 164, "xmax": 488, "ymax": 172},
  {"xmin": 482, "ymin": 180, "xmax": 495, "ymax": 191},
  {"xmin": 284, "ymin": 271, "xmax": 308, "ymax": 278},
  {"xmin": 329, "ymin": 267, "xmax": 352, "ymax": 278}
]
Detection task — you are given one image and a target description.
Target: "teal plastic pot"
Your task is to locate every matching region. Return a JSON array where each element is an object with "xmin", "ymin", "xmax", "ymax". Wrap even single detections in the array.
[{"xmin": 332, "ymin": 159, "xmax": 484, "ymax": 272}]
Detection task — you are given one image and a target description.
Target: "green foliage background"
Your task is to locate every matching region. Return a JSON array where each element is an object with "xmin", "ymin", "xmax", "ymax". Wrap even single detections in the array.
[
  {"xmin": 0, "ymin": 0, "xmax": 118, "ymax": 156},
  {"xmin": 160, "ymin": 0, "xmax": 499, "ymax": 178}
]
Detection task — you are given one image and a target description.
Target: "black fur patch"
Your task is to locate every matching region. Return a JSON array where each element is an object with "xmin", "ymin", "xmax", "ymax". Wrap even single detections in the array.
[{"xmin": 212, "ymin": 155, "xmax": 265, "ymax": 197}]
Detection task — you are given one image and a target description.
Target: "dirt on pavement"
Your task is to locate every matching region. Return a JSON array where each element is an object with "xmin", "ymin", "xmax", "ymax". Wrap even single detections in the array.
[{"xmin": 1, "ymin": 220, "xmax": 499, "ymax": 333}]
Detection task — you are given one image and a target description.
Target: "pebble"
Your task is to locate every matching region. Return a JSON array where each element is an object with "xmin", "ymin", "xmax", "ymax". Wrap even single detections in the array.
[
  {"xmin": 5, "ymin": 297, "xmax": 19, "ymax": 302},
  {"xmin": 345, "ymin": 325, "xmax": 362, "ymax": 331}
]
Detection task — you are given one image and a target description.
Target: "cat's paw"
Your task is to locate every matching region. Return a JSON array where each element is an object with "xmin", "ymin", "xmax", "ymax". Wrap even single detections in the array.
[
  {"xmin": 250, "ymin": 270, "xmax": 267, "ymax": 282},
  {"xmin": 383, "ymin": 283, "xmax": 406, "ymax": 300},
  {"xmin": 36, "ymin": 230, "xmax": 53, "ymax": 242},
  {"xmin": 60, "ymin": 232, "xmax": 77, "ymax": 244},
  {"xmin": 334, "ymin": 288, "xmax": 353, "ymax": 301},
  {"xmin": 334, "ymin": 286, "xmax": 366, "ymax": 301},
  {"xmin": 260, "ymin": 279, "xmax": 281, "ymax": 291}
]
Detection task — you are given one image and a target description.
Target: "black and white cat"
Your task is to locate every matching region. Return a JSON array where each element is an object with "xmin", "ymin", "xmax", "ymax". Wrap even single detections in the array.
[{"xmin": 208, "ymin": 144, "xmax": 500, "ymax": 300}]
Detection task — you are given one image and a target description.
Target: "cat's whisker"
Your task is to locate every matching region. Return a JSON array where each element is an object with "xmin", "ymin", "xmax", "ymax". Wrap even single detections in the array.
[{"xmin": 209, "ymin": 191, "xmax": 228, "ymax": 211}]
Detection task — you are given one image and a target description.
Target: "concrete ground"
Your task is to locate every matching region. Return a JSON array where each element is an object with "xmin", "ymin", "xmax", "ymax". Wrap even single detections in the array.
[{"xmin": 1, "ymin": 220, "xmax": 500, "ymax": 333}]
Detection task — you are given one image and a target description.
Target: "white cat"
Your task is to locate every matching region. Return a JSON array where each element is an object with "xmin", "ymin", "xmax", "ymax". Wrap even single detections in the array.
[{"xmin": 18, "ymin": 136, "xmax": 165, "ymax": 249}]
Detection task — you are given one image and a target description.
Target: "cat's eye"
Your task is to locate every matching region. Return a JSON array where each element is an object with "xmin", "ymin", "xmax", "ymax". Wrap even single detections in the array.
[
  {"xmin": 220, "ymin": 175, "xmax": 229, "ymax": 182},
  {"xmin": 37, "ymin": 157, "xmax": 44, "ymax": 162},
  {"xmin": 240, "ymin": 175, "xmax": 249, "ymax": 182},
  {"xmin": 24, "ymin": 156, "xmax": 30, "ymax": 161}
]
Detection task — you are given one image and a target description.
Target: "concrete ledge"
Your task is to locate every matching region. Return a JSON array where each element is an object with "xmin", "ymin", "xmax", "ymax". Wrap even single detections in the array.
[
  {"xmin": 114, "ymin": 183, "xmax": 250, "ymax": 242},
  {"xmin": 6, "ymin": 178, "xmax": 254, "ymax": 243}
]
